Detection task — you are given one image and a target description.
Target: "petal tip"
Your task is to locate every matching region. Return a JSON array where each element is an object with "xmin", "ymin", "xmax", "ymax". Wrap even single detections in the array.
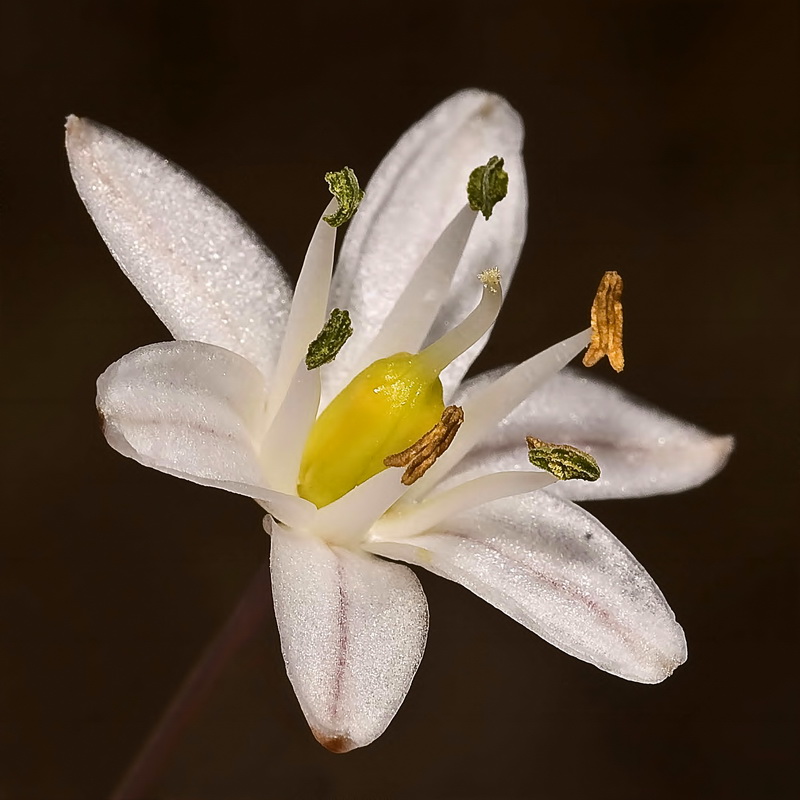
[
  {"xmin": 647, "ymin": 654, "xmax": 687, "ymax": 684},
  {"xmin": 313, "ymin": 730, "xmax": 359, "ymax": 754},
  {"xmin": 713, "ymin": 434, "xmax": 735, "ymax": 469},
  {"xmin": 65, "ymin": 113, "xmax": 94, "ymax": 151},
  {"xmin": 637, "ymin": 625, "xmax": 688, "ymax": 684},
  {"xmin": 689, "ymin": 432, "xmax": 735, "ymax": 491},
  {"xmin": 475, "ymin": 90, "xmax": 521, "ymax": 131},
  {"xmin": 441, "ymin": 88, "xmax": 522, "ymax": 138},
  {"xmin": 661, "ymin": 645, "xmax": 688, "ymax": 681},
  {"xmin": 454, "ymin": 86, "xmax": 509, "ymax": 109}
]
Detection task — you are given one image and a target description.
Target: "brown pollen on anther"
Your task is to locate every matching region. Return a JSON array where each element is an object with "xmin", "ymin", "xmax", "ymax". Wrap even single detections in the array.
[
  {"xmin": 384, "ymin": 405, "xmax": 464, "ymax": 485},
  {"xmin": 583, "ymin": 270, "xmax": 624, "ymax": 372}
]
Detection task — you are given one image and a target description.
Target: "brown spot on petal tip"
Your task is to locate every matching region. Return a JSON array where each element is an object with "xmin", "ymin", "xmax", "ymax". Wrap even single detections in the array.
[
  {"xmin": 478, "ymin": 95, "xmax": 500, "ymax": 118},
  {"xmin": 313, "ymin": 730, "xmax": 357, "ymax": 754},
  {"xmin": 65, "ymin": 114, "xmax": 92, "ymax": 147}
]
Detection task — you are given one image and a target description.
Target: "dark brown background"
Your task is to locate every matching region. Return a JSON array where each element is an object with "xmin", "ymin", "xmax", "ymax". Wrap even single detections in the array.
[{"xmin": 2, "ymin": 1, "xmax": 796, "ymax": 798}]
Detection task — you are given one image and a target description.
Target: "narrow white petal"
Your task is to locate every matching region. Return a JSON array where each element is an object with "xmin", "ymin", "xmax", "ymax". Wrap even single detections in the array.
[
  {"xmin": 66, "ymin": 116, "xmax": 291, "ymax": 379},
  {"xmin": 324, "ymin": 89, "xmax": 526, "ymax": 405},
  {"xmin": 371, "ymin": 470, "xmax": 555, "ymax": 542},
  {"xmin": 452, "ymin": 367, "xmax": 734, "ymax": 501},
  {"xmin": 403, "ymin": 329, "xmax": 591, "ymax": 502},
  {"xmin": 368, "ymin": 492, "xmax": 686, "ymax": 684},
  {"xmin": 261, "ymin": 365, "xmax": 321, "ymax": 495},
  {"xmin": 97, "ymin": 341, "xmax": 314, "ymax": 527},
  {"xmin": 269, "ymin": 199, "xmax": 338, "ymax": 416},
  {"xmin": 270, "ymin": 524, "xmax": 428, "ymax": 751}
]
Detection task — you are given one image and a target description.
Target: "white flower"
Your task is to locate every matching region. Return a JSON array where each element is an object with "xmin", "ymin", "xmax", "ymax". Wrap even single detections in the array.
[{"xmin": 66, "ymin": 90, "xmax": 732, "ymax": 753}]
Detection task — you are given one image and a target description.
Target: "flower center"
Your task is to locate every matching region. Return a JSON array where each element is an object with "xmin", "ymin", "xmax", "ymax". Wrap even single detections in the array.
[
  {"xmin": 293, "ymin": 156, "xmax": 512, "ymax": 510},
  {"xmin": 297, "ymin": 352, "xmax": 445, "ymax": 508}
]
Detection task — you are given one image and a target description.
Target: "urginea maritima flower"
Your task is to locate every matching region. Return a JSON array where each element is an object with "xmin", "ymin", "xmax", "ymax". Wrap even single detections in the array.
[{"xmin": 66, "ymin": 90, "xmax": 732, "ymax": 752}]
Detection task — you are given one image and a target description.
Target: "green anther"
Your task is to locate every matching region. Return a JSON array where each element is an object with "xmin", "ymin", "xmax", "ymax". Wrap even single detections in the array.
[
  {"xmin": 526, "ymin": 436, "xmax": 601, "ymax": 482},
  {"xmin": 467, "ymin": 155, "xmax": 509, "ymax": 220},
  {"xmin": 323, "ymin": 167, "xmax": 364, "ymax": 227},
  {"xmin": 305, "ymin": 309, "xmax": 353, "ymax": 370}
]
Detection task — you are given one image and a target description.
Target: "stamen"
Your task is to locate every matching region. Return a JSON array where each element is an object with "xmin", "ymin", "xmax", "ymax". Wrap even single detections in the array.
[
  {"xmin": 267, "ymin": 195, "xmax": 339, "ymax": 422},
  {"xmin": 261, "ymin": 365, "xmax": 321, "ymax": 494},
  {"xmin": 417, "ymin": 272, "xmax": 503, "ymax": 374},
  {"xmin": 370, "ymin": 470, "xmax": 555, "ymax": 543},
  {"xmin": 401, "ymin": 328, "xmax": 592, "ymax": 503},
  {"xmin": 467, "ymin": 156, "xmax": 509, "ymax": 220},
  {"xmin": 583, "ymin": 270, "xmax": 624, "ymax": 372},
  {"xmin": 323, "ymin": 167, "xmax": 364, "ymax": 228},
  {"xmin": 526, "ymin": 436, "xmax": 601, "ymax": 481},
  {"xmin": 311, "ymin": 468, "xmax": 407, "ymax": 546},
  {"xmin": 356, "ymin": 204, "xmax": 478, "ymax": 366},
  {"xmin": 305, "ymin": 308, "xmax": 353, "ymax": 369},
  {"xmin": 384, "ymin": 405, "xmax": 464, "ymax": 485}
]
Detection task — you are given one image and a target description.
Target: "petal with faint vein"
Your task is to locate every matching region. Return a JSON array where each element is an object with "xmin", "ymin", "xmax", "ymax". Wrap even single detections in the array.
[
  {"xmin": 451, "ymin": 367, "xmax": 734, "ymax": 501},
  {"xmin": 324, "ymin": 89, "xmax": 527, "ymax": 404},
  {"xmin": 66, "ymin": 116, "xmax": 291, "ymax": 379},
  {"xmin": 270, "ymin": 524, "xmax": 428, "ymax": 751},
  {"xmin": 97, "ymin": 341, "xmax": 314, "ymax": 526},
  {"xmin": 368, "ymin": 492, "xmax": 686, "ymax": 684}
]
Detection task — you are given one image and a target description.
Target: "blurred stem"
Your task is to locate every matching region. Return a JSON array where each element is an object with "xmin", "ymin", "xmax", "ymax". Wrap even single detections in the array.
[{"xmin": 111, "ymin": 558, "xmax": 273, "ymax": 800}]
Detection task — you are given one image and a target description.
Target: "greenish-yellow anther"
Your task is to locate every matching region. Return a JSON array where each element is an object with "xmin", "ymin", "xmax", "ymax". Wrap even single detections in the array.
[
  {"xmin": 298, "ymin": 353, "xmax": 445, "ymax": 507},
  {"xmin": 323, "ymin": 167, "xmax": 365, "ymax": 227},
  {"xmin": 305, "ymin": 308, "xmax": 353, "ymax": 369},
  {"xmin": 526, "ymin": 436, "xmax": 601, "ymax": 482},
  {"xmin": 467, "ymin": 155, "xmax": 509, "ymax": 219}
]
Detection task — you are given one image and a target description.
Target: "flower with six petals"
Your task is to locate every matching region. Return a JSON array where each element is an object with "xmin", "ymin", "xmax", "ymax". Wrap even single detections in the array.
[{"xmin": 66, "ymin": 90, "xmax": 732, "ymax": 752}]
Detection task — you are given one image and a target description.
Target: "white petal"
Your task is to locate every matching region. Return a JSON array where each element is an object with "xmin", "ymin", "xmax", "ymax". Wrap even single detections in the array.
[
  {"xmin": 66, "ymin": 116, "xmax": 291, "ymax": 380},
  {"xmin": 270, "ymin": 523, "xmax": 428, "ymax": 751},
  {"xmin": 368, "ymin": 492, "xmax": 686, "ymax": 684},
  {"xmin": 324, "ymin": 89, "xmax": 526, "ymax": 404},
  {"xmin": 451, "ymin": 367, "xmax": 734, "ymax": 501},
  {"xmin": 97, "ymin": 341, "xmax": 314, "ymax": 527}
]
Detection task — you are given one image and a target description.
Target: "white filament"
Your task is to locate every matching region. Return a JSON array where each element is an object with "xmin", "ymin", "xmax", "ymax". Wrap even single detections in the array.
[
  {"xmin": 370, "ymin": 470, "xmax": 556, "ymax": 543},
  {"xmin": 403, "ymin": 328, "xmax": 592, "ymax": 502},
  {"xmin": 355, "ymin": 204, "xmax": 478, "ymax": 368},
  {"xmin": 268, "ymin": 197, "xmax": 338, "ymax": 423},
  {"xmin": 310, "ymin": 468, "xmax": 407, "ymax": 546},
  {"xmin": 261, "ymin": 365, "xmax": 321, "ymax": 494}
]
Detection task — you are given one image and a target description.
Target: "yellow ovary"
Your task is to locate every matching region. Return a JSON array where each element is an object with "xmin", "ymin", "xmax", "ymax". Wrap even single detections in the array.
[{"xmin": 298, "ymin": 353, "xmax": 445, "ymax": 507}]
